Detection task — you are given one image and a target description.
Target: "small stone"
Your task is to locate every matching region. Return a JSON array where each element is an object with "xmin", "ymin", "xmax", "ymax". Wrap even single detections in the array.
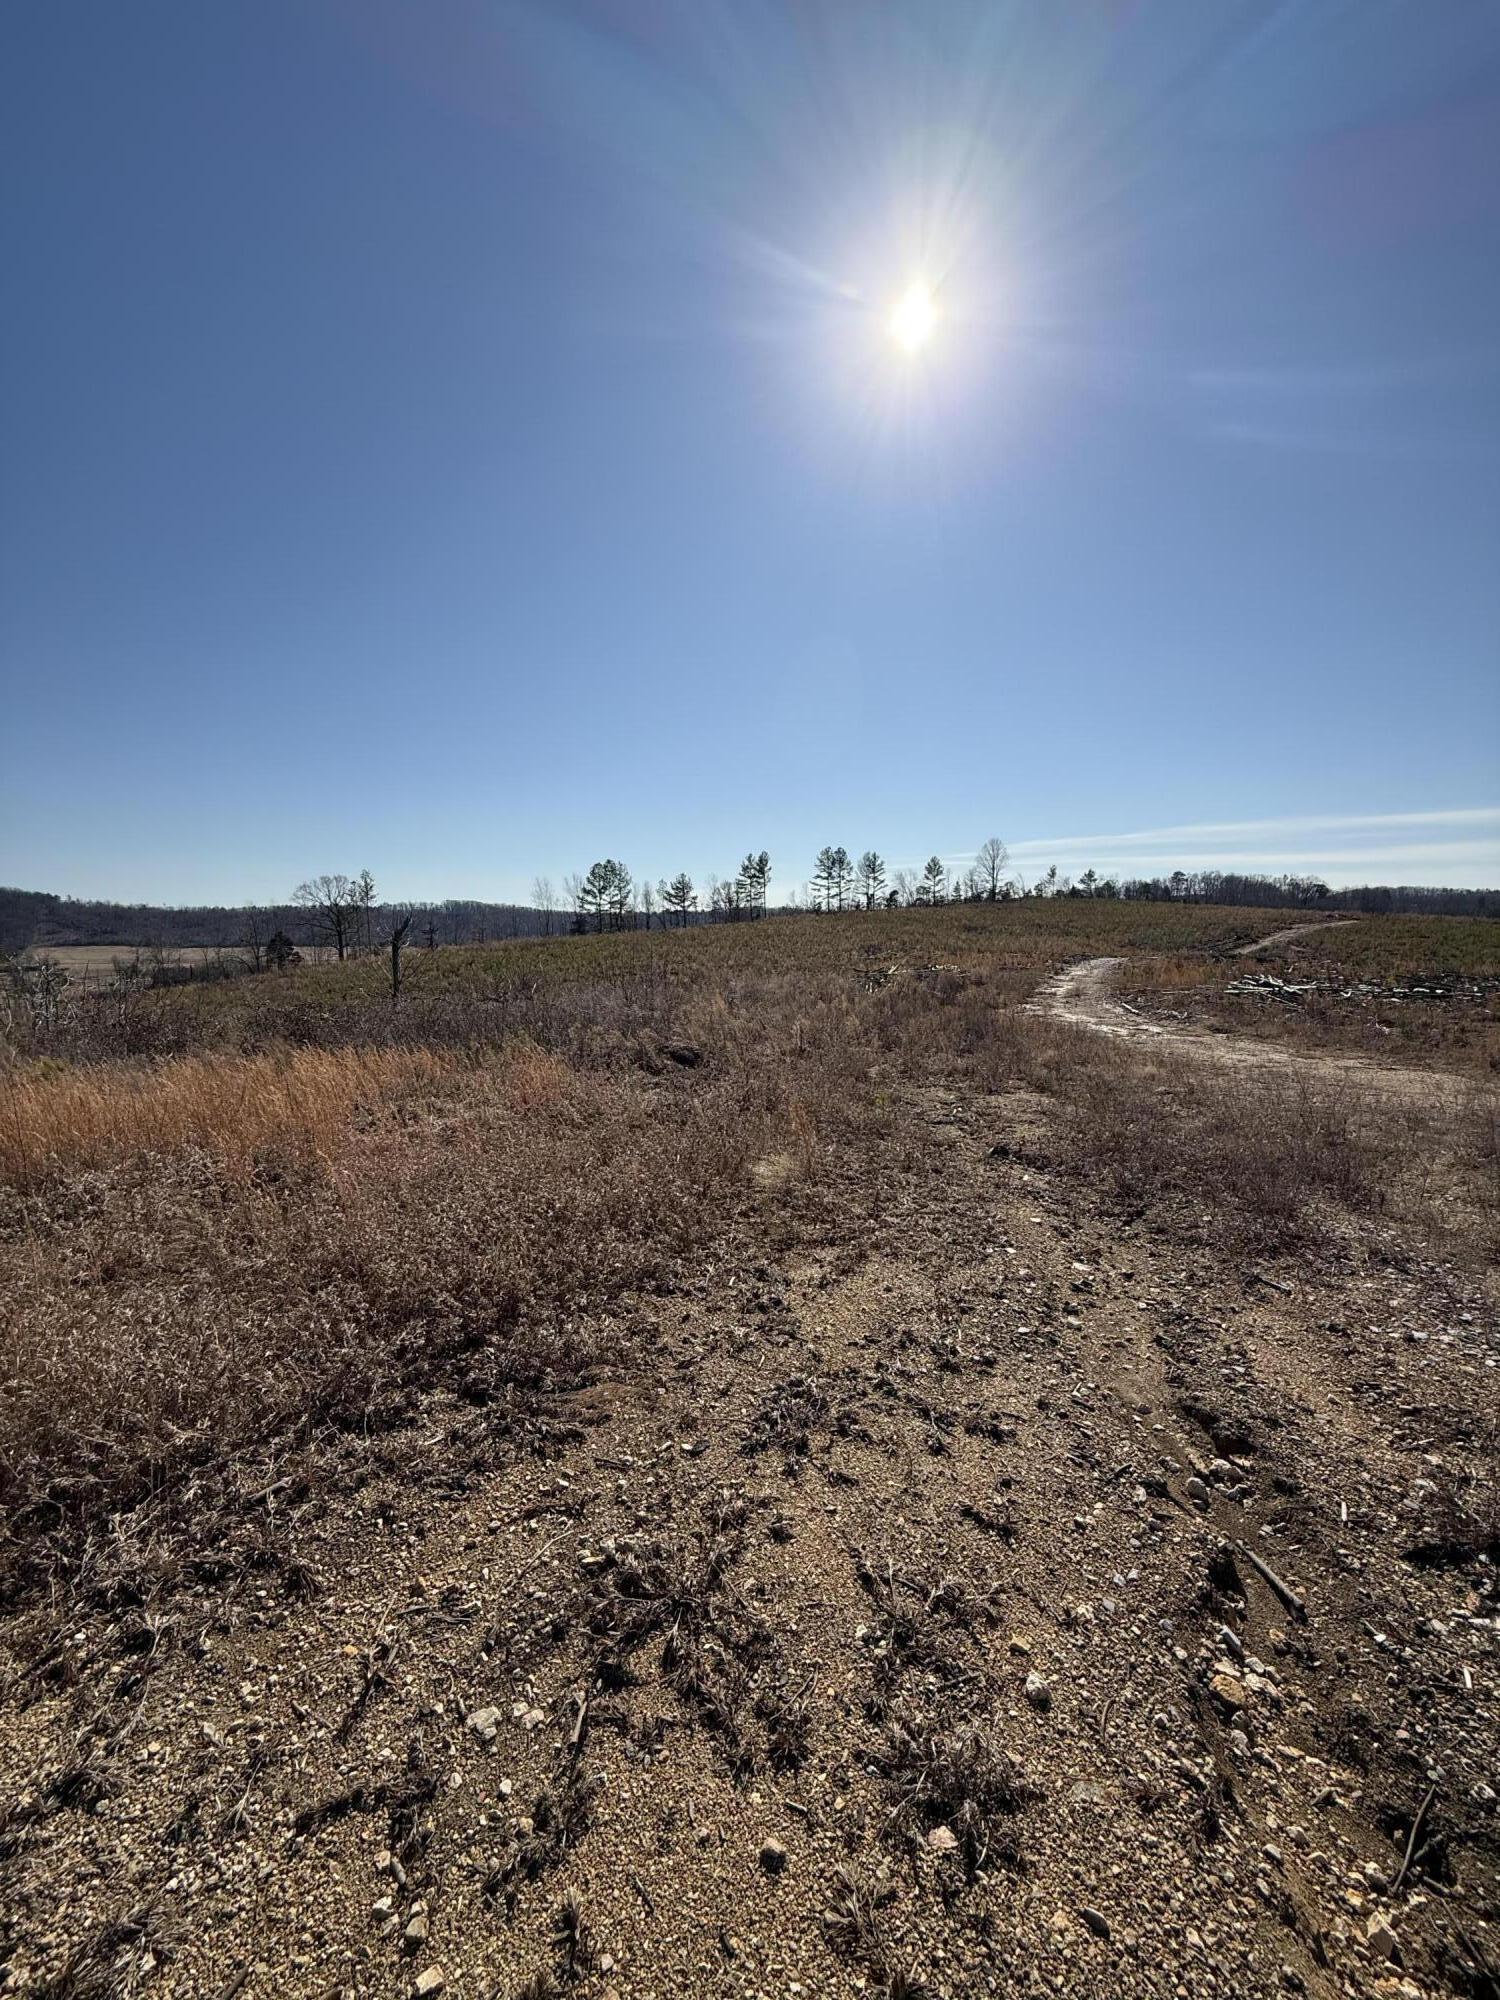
[
  {"xmin": 402, "ymin": 1913, "xmax": 429, "ymax": 1952},
  {"xmin": 1185, "ymin": 1477, "xmax": 1211, "ymax": 1507},
  {"xmin": 1078, "ymin": 1907, "xmax": 1111, "ymax": 1939},
  {"xmin": 1209, "ymin": 1671, "xmax": 1246, "ymax": 1715},
  {"xmin": 926, "ymin": 1825, "xmax": 959, "ymax": 1852},
  {"xmin": 759, "ymin": 1838, "xmax": 787, "ymax": 1874},
  {"xmin": 413, "ymin": 1972, "xmax": 445, "ymax": 1999},
  {"xmin": 466, "ymin": 1705, "xmax": 502, "ymax": 1743},
  {"xmin": 1365, "ymin": 1912, "xmax": 1399, "ymax": 1962},
  {"xmin": 1024, "ymin": 1671, "xmax": 1052, "ymax": 1711}
]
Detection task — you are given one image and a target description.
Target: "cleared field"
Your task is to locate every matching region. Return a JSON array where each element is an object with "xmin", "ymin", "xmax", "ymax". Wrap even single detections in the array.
[
  {"xmin": 18, "ymin": 943, "xmax": 226, "ymax": 982},
  {"xmin": 19, "ymin": 942, "xmax": 336, "ymax": 982},
  {"xmin": 1, "ymin": 900, "xmax": 1496, "ymax": 1997}
]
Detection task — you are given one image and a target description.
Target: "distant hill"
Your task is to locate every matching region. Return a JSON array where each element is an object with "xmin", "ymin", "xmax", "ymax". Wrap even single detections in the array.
[{"xmin": 0, "ymin": 888, "xmax": 560, "ymax": 957}]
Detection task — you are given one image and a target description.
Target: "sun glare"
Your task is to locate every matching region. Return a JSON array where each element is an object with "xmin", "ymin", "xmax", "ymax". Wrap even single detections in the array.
[{"xmin": 889, "ymin": 281, "xmax": 938, "ymax": 353}]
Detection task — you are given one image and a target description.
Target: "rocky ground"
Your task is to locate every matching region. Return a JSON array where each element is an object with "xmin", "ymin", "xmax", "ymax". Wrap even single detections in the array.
[{"xmin": 2, "ymin": 1057, "xmax": 1496, "ymax": 2000}]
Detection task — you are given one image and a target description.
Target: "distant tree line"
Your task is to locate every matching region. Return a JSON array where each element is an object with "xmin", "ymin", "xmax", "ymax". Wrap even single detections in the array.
[
  {"xmin": 0, "ymin": 882, "xmax": 570, "ymax": 959},
  {"xmin": 3, "ymin": 851, "xmax": 1495, "ymax": 964},
  {"xmin": 1106, "ymin": 871, "xmax": 1500, "ymax": 915}
]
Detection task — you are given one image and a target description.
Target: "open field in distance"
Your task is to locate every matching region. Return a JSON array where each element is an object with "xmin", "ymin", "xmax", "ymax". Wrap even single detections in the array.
[{"xmin": 18, "ymin": 943, "xmax": 338, "ymax": 983}]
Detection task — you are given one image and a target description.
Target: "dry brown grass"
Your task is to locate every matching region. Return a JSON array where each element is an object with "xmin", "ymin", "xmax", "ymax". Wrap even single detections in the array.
[
  {"xmin": 1, "ymin": 934, "xmax": 1492, "ymax": 1622},
  {"xmin": 0, "ymin": 1044, "xmax": 459, "ymax": 1186},
  {"xmin": 1062, "ymin": 1052, "xmax": 1386, "ymax": 1242},
  {"xmin": 0, "ymin": 981, "xmax": 878, "ymax": 1604}
]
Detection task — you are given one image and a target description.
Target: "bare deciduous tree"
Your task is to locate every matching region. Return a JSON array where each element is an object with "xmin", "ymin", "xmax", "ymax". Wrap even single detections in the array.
[
  {"xmin": 974, "ymin": 836, "xmax": 1009, "ymax": 902},
  {"xmin": 293, "ymin": 874, "xmax": 360, "ymax": 961},
  {"xmin": 241, "ymin": 907, "xmax": 269, "ymax": 974}
]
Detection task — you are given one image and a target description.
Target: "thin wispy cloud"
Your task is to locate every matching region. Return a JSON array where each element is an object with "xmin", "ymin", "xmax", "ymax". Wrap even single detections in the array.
[
  {"xmin": 1004, "ymin": 808, "xmax": 1500, "ymax": 855},
  {"xmin": 938, "ymin": 808, "xmax": 1500, "ymax": 891}
]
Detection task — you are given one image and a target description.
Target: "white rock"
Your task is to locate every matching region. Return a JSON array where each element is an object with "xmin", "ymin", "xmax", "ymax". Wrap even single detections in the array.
[{"xmin": 1024, "ymin": 1671, "xmax": 1052, "ymax": 1711}]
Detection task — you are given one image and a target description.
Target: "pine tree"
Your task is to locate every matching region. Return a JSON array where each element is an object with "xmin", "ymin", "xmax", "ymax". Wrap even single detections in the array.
[{"xmin": 856, "ymin": 850, "xmax": 886, "ymax": 909}]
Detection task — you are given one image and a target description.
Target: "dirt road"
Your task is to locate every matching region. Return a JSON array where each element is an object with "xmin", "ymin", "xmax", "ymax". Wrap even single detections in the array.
[
  {"xmin": 1029, "ymin": 930, "xmax": 1466, "ymax": 1103},
  {"xmin": 1231, "ymin": 921, "xmax": 1356, "ymax": 958}
]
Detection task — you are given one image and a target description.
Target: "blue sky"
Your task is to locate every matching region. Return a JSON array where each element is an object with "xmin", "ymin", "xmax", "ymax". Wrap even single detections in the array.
[{"xmin": 3, "ymin": 0, "xmax": 1498, "ymax": 903}]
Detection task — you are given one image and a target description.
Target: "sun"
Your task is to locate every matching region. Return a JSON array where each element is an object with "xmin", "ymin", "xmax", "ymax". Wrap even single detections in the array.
[{"xmin": 889, "ymin": 280, "xmax": 938, "ymax": 353}]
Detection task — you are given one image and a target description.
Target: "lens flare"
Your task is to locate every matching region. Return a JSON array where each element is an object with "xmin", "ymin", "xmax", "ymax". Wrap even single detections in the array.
[{"xmin": 889, "ymin": 281, "xmax": 938, "ymax": 352}]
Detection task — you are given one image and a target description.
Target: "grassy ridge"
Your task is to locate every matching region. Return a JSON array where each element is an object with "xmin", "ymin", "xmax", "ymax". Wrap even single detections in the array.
[{"xmin": 136, "ymin": 899, "xmax": 1307, "ymax": 1046}]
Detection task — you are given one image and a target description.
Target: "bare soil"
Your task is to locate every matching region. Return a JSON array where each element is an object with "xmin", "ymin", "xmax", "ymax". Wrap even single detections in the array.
[{"xmin": 3, "ymin": 1141, "xmax": 1496, "ymax": 1996}]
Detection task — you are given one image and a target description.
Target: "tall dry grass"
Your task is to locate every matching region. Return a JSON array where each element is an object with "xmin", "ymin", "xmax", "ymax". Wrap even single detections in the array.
[{"xmin": 0, "ymin": 1044, "xmax": 457, "ymax": 1186}]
